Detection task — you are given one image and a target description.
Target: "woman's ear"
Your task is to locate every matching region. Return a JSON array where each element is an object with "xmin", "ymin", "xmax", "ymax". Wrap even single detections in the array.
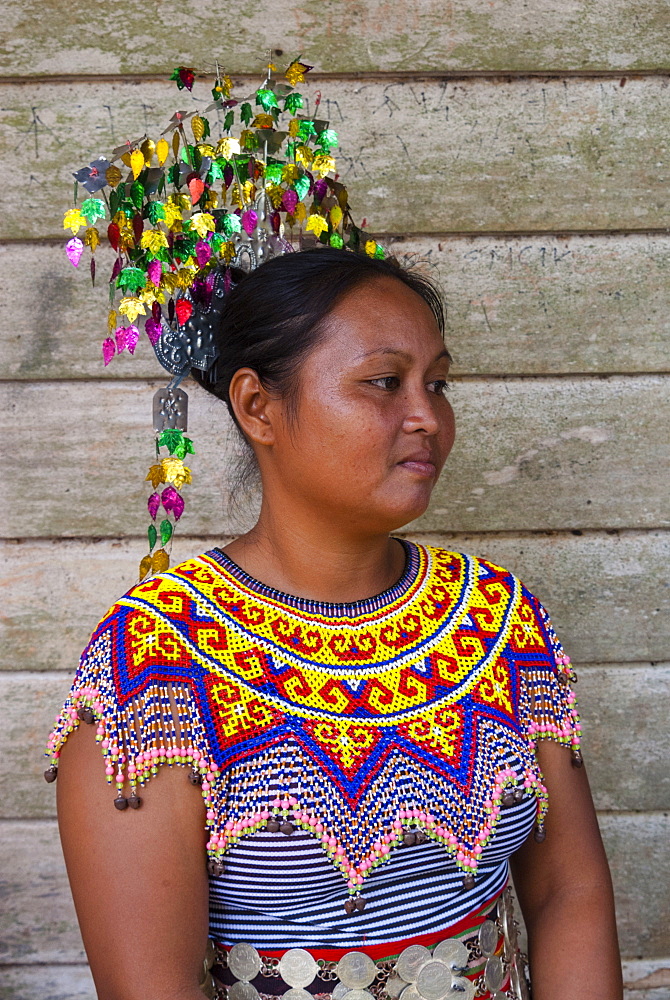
[{"xmin": 227, "ymin": 368, "xmax": 276, "ymax": 446}]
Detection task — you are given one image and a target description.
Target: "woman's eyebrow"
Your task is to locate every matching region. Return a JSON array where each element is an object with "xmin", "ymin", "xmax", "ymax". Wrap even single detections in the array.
[{"xmin": 355, "ymin": 347, "xmax": 451, "ymax": 363}]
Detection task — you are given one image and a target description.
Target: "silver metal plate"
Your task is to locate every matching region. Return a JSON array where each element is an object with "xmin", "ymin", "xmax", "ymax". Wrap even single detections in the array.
[
  {"xmin": 229, "ymin": 983, "xmax": 260, "ymax": 1000},
  {"xmin": 415, "ymin": 960, "xmax": 453, "ymax": 1000},
  {"xmin": 432, "ymin": 939, "xmax": 469, "ymax": 973},
  {"xmin": 446, "ymin": 978, "xmax": 475, "ymax": 1000},
  {"xmin": 279, "ymin": 949, "xmax": 318, "ymax": 988},
  {"xmin": 484, "ymin": 956, "xmax": 504, "ymax": 992},
  {"xmin": 396, "ymin": 945, "xmax": 431, "ymax": 984},
  {"xmin": 282, "ymin": 990, "xmax": 313, "ymax": 1000},
  {"xmin": 341, "ymin": 991, "xmax": 375, "ymax": 1000},
  {"xmin": 152, "ymin": 385, "xmax": 188, "ymax": 432},
  {"xmin": 228, "ymin": 944, "xmax": 262, "ymax": 983},
  {"xmin": 398, "ymin": 985, "xmax": 421, "ymax": 1000},
  {"xmin": 332, "ymin": 984, "xmax": 350, "ymax": 1000},
  {"xmin": 478, "ymin": 920, "xmax": 498, "ymax": 957},
  {"xmin": 385, "ymin": 976, "xmax": 409, "ymax": 998},
  {"xmin": 336, "ymin": 952, "xmax": 377, "ymax": 989}
]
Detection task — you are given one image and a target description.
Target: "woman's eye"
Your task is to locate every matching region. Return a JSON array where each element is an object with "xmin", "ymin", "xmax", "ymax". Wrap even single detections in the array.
[
  {"xmin": 429, "ymin": 379, "xmax": 452, "ymax": 395},
  {"xmin": 369, "ymin": 376, "xmax": 400, "ymax": 390}
]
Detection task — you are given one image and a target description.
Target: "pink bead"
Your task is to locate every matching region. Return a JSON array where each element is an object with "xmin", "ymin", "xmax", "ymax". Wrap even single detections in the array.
[
  {"xmin": 335, "ymin": 846, "xmax": 344, "ymax": 856},
  {"xmin": 348, "ymin": 867, "xmax": 357, "ymax": 878},
  {"xmin": 399, "ymin": 809, "xmax": 406, "ymax": 819},
  {"xmin": 373, "ymin": 841, "xmax": 382, "ymax": 851},
  {"xmin": 261, "ymin": 810, "xmax": 270, "ymax": 820},
  {"xmin": 105, "ymin": 765, "xmax": 114, "ymax": 775},
  {"xmin": 315, "ymin": 823, "xmax": 324, "ymax": 833},
  {"xmin": 356, "ymin": 874, "xmax": 364, "ymax": 884},
  {"xmin": 380, "ymin": 844, "xmax": 390, "ymax": 855},
  {"xmin": 393, "ymin": 819, "xmax": 402, "ymax": 829},
  {"xmin": 328, "ymin": 836, "xmax": 337, "ymax": 848}
]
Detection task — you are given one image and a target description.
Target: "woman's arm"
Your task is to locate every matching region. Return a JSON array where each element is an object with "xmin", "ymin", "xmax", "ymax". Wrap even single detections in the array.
[
  {"xmin": 57, "ymin": 722, "xmax": 210, "ymax": 1000},
  {"xmin": 510, "ymin": 740, "xmax": 622, "ymax": 1000}
]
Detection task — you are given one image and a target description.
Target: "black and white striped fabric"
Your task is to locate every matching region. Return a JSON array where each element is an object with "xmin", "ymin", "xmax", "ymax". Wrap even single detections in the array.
[{"xmin": 209, "ymin": 796, "xmax": 535, "ymax": 949}]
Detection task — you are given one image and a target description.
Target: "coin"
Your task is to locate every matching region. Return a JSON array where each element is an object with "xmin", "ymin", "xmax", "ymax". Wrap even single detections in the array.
[
  {"xmin": 228, "ymin": 943, "xmax": 262, "ymax": 982},
  {"xmin": 484, "ymin": 956, "xmax": 504, "ymax": 992},
  {"xmin": 333, "ymin": 983, "xmax": 350, "ymax": 999},
  {"xmin": 399, "ymin": 985, "xmax": 421, "ymax": 1000},
  {"xmin": 282, "ymin": 990, "xmax": 313, "ymax": 1000},
  {"xmin": 385, "ymin": 976, "xmax": 409, "ymax": 998},
  {"xmin": 229, "ymin": 983, "xmax": 260, "ymax": 1000},
  {"xmin": 341, "ymin": 990, "xmax": 375, "ymax": 1000},
  {"xmin": 336, "ymin": 952, "xmax": 378, "ymax": 989},
  {"xmin": 396, "ymin": 945, "xmax": 431, "ymax": 983},
  {"xmin": 416, "ymin": 960, "xmax": 453, "ymax": 1000},
  {"xmin": 432, "ymin": 939, "xmax": 469, "ymax": 973},
  {"xmin": 279, "ymin": 949, "xmax": 319, "ymax": 988},
  {"xmin": 478, "ymin": 920, "xmax": 498, "ymax": 957},
  {"xmin": 446, "ymin": 978, "xmax": 475, "ymax": 1000}
]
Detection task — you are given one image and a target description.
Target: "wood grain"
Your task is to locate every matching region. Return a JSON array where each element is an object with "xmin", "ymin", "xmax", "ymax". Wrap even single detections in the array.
[
  {"xmin": 1, "ymin": 530, "xmax": 667, "ymax": 672},
  {"xmin": 2, "ymin": 376, "xmax": 667, "ymax": 537},
  {"xmin": 0, "ymin": 815, "xmax": 665, "ymax": 963},
  {"xmin": 4, "ymin": 234, "xmax": 670, "ymax": 380},
  {"xmin": 2, "ymin": 0, "xmax": 669, "ymax": 76},
  {"xmin": 3, "ymin": 77, "xmax": 670, "ymax": 238},
  {"xmin": 4, "ymin": 663, "xmax": 667, "ymax": 821}
]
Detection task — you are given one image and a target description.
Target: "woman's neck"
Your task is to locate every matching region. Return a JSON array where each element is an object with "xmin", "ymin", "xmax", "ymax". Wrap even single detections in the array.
[{"xmin": 221, "ymin": 503, "xmax": 407, "ymax": 605}]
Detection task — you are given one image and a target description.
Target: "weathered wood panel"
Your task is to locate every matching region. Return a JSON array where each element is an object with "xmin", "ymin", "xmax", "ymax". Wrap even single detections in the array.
[
  {"xmin": 1, "ymin": 530, "xmax": 668, "ymax": 671},
  {"xmin": 3, "ymin": 77, "xmax": 670, "ymax": 239},
  {"xmin": 0, "ymin": 965, "xmax": 94, "ymax": 1000},
  {"xmin": 2, "ymin": 0, "xmax": 670, "ymax": 76},
  {"xmin": 4, "ymin": 234, "xmax": 670, "ymax": 380},
  {"xmin": 2, "ymin": 376, "xmax": 668, "ymax": 537},
  {"xmin": 4, "ymin": 664, "xmax": 667, "ymax": 821},
  {"xmin": 599, "ymin": 813, "xmax": 670, "ymax": 959},
  {"xmin": 0, "ymin": 815, "xmax": 665, "ymax": 962},
  {"xmin": 623, "ymin": 961, "xmax": 670, "ymax": 998}
]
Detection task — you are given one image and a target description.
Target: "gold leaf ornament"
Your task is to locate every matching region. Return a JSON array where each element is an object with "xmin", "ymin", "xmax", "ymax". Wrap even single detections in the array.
[
  {"xmin": 84, "ymin": 227, "xmax": 100, "ymax": 251},
  {"xmin": 107, "ymin": 309, "xmax": 117, "ymax": 333},
  {"xmin": 305, "ymin": 213, "xmax": 328, "ymax": 237},
  {"xmin": 215, "ymin": 137, "xmax": 240, "ymax": 158},
  {"xmin": 330, "ymin": 205, "xmax": 343, "ymax": 228},
  {"xmin": 105, "ymin": 164, "xmax": 123, "ymax": 187},
  {"xmin": 161, "ymin": 456, "xmax": 192, "ymax": 489},
  {"xmin": 140, "ymin": 229, "xmax": 169, "ymax": 252},
  {"xmin": 151, "ymin": 549, "xmax": 170, "ymax": 574},
  {"xmin": 145, "ymin": 463, "xmax": 166, "ymax": 488},
  {"xmin": 156, "ymin": 137, "xmax": 170, "ymax": 166},
  {"xmin": 140, "ymin": 138, "xmax": 156, "ymax": 164},
  {"xmin": 189, "ymin": 212, "xmax": 216, "ymax": 238},
  {"xmin": 118, "ymin": 296, "xmax": 146, "ymax": 321},
  {"xmin": 191, "ymin": 115, "xmax": 206, "ymax": 142},
  {"xmin": 139, "ymin": 554, "xmax": 153, "ymax": 581},
  {"xmin": 130, "ymin": 149, "xmax": 145, "ymax": 179},
  {"xmin": 63, "ymin": 208, "xmax": 87, "ymax": 234}
]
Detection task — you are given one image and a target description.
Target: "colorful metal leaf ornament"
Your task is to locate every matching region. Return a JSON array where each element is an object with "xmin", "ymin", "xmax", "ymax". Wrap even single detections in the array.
[
  {"xmin": 148, "ymin": 524, "xmax": 158, "ymax": 550},
  {"xmin": 64, "ymin": 56, "xmax": 383, "ymax": 579}
]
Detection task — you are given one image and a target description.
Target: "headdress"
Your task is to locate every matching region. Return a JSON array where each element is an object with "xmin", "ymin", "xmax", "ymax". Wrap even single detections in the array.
[{"xmin": 63, "ymin": 58, "xmax": 385, "ymax": 580}]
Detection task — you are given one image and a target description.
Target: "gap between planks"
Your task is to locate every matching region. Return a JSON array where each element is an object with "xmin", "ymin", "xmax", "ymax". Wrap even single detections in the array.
[{"xmin": 2, "ymin": 372, "xmax": 669, "ymax": 384}]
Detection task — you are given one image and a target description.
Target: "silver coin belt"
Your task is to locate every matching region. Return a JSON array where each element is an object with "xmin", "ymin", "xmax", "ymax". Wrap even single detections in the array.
[{"xmin": 200, "ymin": 889, "xmax": 530, "ymax": 1000}]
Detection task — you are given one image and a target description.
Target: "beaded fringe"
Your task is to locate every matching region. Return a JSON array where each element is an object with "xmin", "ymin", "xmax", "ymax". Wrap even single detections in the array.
[{"xmin": 46, "ymin": 627, "xmax": 580, "ymax": 898}]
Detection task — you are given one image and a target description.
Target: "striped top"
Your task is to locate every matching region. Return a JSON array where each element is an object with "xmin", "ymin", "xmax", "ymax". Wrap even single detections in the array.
[{"xmin": 48, "ymin": 540, "xmax": 580, "ymax": 951}]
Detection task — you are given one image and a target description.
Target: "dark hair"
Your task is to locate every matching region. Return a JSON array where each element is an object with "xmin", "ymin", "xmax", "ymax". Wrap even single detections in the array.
[{"xmin": 191, "ymin": 247, "xmax": 446, "ymax": 429}]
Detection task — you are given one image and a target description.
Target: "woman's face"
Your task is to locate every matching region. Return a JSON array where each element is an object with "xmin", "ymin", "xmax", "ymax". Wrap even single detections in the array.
[{"xmin": 263, "ymin": 275, "xmax": 456, "ymax": 536}]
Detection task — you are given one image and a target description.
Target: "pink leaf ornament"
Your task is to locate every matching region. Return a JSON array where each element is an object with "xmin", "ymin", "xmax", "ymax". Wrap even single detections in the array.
[
  {"xmin": 161, "ymin": 486, "xmax": 185, "ymax": 520},
  {"xmin": 101, "ymin": 337, "xmax": 116, "ymax": 366},
  {"xmin": 147, "ymin": 492, "xmax": 161, "ymax": 520},
  {"xmin": 282, "ymin": 189, "xmax": 298, "ymax": 213},
  {"xmin": 241, "ymin": 210, "xmax": 258, "ymax": 235},
  {"xmin": 195, "ymin": 239, "xmax": 212, "ymax": 268},
  {"xmin": 147, "ymin": 259, "xmax": 162, "ymax": 287},
  {"xmin": 145, "ymin": 317, "xmax": 162, "ymax": 344},
  {"xmin": 125, "ymin": 324, "xmax": 140, "ymax": 354},
  {"xmin": 65, "ymin": 237, "xmax": 85, "ymax": 267}
]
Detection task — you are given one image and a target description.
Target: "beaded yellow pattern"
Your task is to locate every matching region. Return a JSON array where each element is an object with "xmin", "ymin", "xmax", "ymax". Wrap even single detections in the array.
[{"xmin": 47, "ymin": 542, "xmax": 580, "ymax": 900}]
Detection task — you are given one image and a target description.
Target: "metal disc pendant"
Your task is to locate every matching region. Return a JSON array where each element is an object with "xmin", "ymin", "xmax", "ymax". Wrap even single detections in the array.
[
  {"xmin": 446, "ymin": 978, "xmax": 475, "ymax": 1000},
  {"xmin": 228, "ymin": 943, "xmax": 262, "ymax": 982},
  {"xmin": 229, "ymin": 984, "xmax": 260, "ymax": 1000},
  {"xmin": 333, "ymin": 984, "xmax": 350, "ymax": 1000},
  {"xmin": 398, "ymin": 985, "xmax": 421, "ymax": 1000},
  {"xmin": 336, "ymin": 952, "xmax": 378, "ymax": 989},
  {"xmin": 279, "ymin": 949, "xmax": 318, "ymax": 988},
  {"xmin": 282, "ymin": 990, "xmax": 313, "ymax": 1000},
  {"xmin": 484, "ymin": 956, "xmax": 504, "ymax": 992},
  {"xmin": 415, "ymin": 960, "xmax": 454, "ymax": 1000},
  {"xmin": 396, "ymin": 945, "xmax": 431, "ymax": 984},
  {"xmin": 478, "ymin": 919, "xmax": 498, "ymax": 957},
  {"xmin": 433, "ymin": 939, "xmax": 469, "ymax": 973},
  {"xmin": 341, "ymin": 991, "xmax": 375, "ymax": 1000},
  {"xmin": 385, "ymin": 976, "xmax": 409, "ymax": 998}
]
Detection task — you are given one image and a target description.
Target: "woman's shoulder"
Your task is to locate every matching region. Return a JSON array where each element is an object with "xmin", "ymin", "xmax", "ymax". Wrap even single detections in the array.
[{"xmin": 417, "ymin": 541, "xmax": 539, "ymax": 601}]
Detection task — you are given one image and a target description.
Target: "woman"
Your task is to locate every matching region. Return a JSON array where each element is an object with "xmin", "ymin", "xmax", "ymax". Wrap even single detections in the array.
[{"xmin": 48, "ymin": 248, "xmax": 622, "ymax": 1000}]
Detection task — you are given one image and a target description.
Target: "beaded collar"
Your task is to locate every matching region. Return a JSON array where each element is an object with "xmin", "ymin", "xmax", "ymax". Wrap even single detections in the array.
[{"xmin": 46, "ymin": 542, "xmax": 580, "ymax": 910}]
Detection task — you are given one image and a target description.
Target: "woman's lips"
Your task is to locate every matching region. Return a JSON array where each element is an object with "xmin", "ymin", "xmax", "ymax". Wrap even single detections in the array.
[{"xmin": 398, "ymin": 458, "xmax": 437, "ymax": 477}]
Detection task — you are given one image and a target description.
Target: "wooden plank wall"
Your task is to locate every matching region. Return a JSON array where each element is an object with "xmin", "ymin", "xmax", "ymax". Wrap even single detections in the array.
[{"xmin": 1, "ymin": 2, "xmax": 669, "ymax": 997}]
